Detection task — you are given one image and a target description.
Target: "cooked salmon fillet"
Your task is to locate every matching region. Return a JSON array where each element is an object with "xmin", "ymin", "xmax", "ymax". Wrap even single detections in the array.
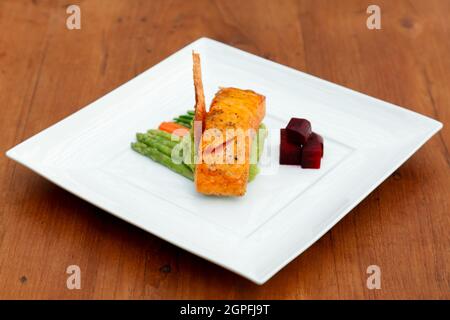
[{"xmin": 195, "ymin": 87, "xmax": 266, "ymax": 196}]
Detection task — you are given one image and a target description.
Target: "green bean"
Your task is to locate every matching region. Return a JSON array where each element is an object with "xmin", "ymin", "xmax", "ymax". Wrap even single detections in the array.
[
  {"xmin": 174, "ymin": 122, "xmax": 191, "ymax": 129},
  {"xmin": 178, "ymin": 114, "xmax": 193, "ymax": 120},
  {"xmin": 173, "ymin": 118, "xmax": 192, "ymax": 127}
]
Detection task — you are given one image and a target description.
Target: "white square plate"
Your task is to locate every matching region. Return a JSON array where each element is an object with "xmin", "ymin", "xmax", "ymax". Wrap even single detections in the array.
[{"xmin": 6, "ymin": 38, "xmax": 442, "ymax": 284}]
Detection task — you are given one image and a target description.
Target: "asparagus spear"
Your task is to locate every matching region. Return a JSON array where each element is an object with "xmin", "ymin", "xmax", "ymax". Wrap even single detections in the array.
[
  {"xmin": 136, "ymin": 133, "xmax": 174, "ymax": 157},
  {"xmin": 147, "ymin": 129, "xmax": 181, "ymax": 142},
  {"xmin": 131, "ymin": 142, "xmax": 194, "ymax": 180},
  {"xmin": 145, "ymin": 132, "xmax": 179, "ymax": 148},
  {"xmin": 137, "ymin": 132, "xmax": 195, "ymax": 172}
]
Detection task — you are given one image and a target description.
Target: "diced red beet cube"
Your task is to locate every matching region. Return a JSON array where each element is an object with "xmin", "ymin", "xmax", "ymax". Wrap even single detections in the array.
[
  {"xmin": 301, "ymin": 148, "xmax": 321, "ymax": 168},
  {"xmin": 307, "ymin": 132, "xmax": 324, "ymax": 158},
  {"xmin": 280, "ymin": 129, "xmax": 302, "ymax": 165},
  {"xmin": 301, "ymin": 133, "xmax": 323, "ymax": 169},
  {"xmin": 286, "ymin": 118, "xmax": 312, "ymax": 145}
]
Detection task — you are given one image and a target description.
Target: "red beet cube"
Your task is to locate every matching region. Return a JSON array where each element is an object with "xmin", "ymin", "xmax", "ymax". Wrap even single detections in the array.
[
  {"xmin": 308, "ymin": 132, "xmax": 324, "ymax": 158},
  {"xmin": 280, "ymin": 129, "xmax": 301, "ymax": 165},
  {"xmin": 301, "ymin": 133, "xmax": 323, "ymax": 169},
  {"xmin": 286, "ymin": 118, "xmax": 312, "ymax": 145}
]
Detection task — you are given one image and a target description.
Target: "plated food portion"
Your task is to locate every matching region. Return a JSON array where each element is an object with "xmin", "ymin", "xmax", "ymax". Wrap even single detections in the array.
[
  {"xmin": 132, "ymin": 52, "xmax": 324, "ymax": 197},
  {"xmin": 8, "ymin": 38, "xmax": 441, "ymax": 284}
]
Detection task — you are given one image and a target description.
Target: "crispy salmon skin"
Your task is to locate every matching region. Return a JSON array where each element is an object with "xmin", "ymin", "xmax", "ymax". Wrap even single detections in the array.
[
  {"xmin": 192, "ymin": 52, "xmax": 206, "ymax": 128},
  {"xmin": 195, "ymin": 87, "xmax": 266, "ymax": 196}
]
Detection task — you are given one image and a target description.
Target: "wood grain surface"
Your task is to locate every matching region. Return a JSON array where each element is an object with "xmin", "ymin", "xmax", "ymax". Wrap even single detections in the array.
[{"xmin": 0, "ymin": 0, "xmax": 449, "ymax": 299}]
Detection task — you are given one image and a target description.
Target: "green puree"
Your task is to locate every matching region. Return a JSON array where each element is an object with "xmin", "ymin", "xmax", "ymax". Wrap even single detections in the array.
[{"xmin": 249, "ymin": 123, "xmax": 267, "ymax": 182}]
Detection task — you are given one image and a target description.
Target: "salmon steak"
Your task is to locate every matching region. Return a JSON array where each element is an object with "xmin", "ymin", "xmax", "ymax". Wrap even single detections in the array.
[{"xmin": 191, "ymin": 54, "xmax": 266, "ymax": 196}]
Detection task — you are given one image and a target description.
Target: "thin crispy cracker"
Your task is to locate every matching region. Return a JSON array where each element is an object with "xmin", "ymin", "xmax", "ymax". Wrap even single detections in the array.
[{"xmin": 192, "ymin": 52, "xmax": 206, "ymax": 127}]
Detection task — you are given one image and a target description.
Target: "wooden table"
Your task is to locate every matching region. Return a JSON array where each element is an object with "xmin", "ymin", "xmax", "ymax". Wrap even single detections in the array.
[{"xmin": 1, "ymin": 0, "xmax": 448, "ymax": 299}]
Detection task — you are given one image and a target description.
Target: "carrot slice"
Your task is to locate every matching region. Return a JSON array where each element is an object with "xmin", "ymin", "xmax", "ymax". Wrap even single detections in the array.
[{"xmin": 158, "ymin": 122, "xmax": 189, "ymax": 136}]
